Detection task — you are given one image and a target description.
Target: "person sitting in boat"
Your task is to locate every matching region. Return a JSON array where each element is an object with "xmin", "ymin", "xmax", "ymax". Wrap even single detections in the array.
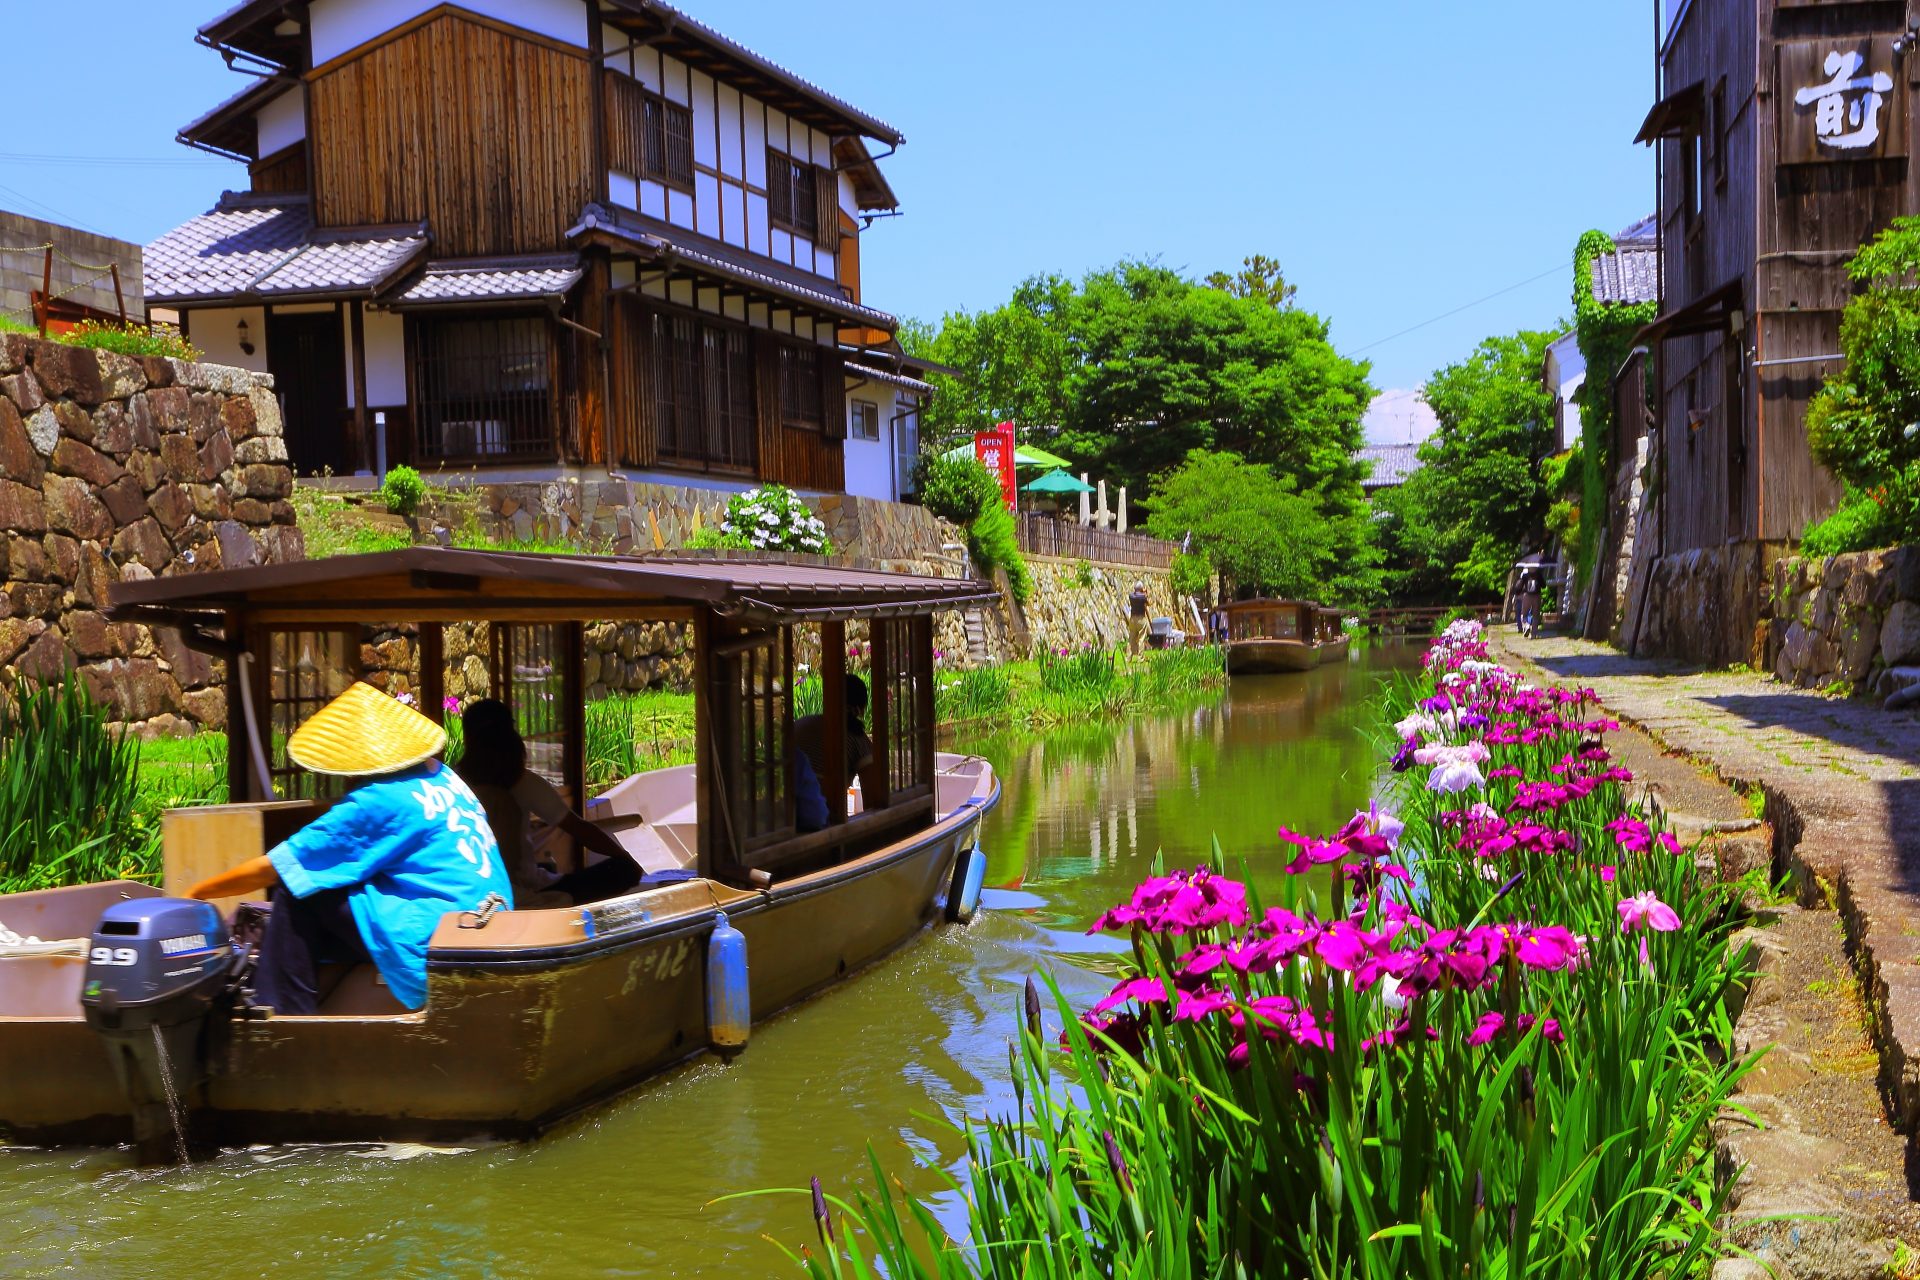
[
  {"xmin": 457, "ymin": 698, "xmax": 641, "ymax": 908},
  {"xmin": 793, "ymin": 673, "xmax": 875, "ymax": 823},
  {"xmin": 186, "ymin": 682, "xmax": 514, "ymax": 1015}
]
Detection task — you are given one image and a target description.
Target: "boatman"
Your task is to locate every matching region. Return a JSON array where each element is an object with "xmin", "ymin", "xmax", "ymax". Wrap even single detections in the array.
[
  {"xmin": 1127, "ymin": 582, "xmax": 1150, "ymax": 655},
  {"xmin": 186, "ymin": 681, "xmax": 513, "ymax": 1015}
]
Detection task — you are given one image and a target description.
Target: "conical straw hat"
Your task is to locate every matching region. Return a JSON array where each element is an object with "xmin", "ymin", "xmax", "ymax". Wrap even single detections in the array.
[{"xmin": 287, "ymin": 682, "xmax": 447, "ymax": 777}]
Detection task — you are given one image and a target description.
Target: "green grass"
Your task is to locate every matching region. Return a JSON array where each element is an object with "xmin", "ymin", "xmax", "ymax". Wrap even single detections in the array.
[{"xmin": 936, "ymin": 644, "xmax": 1226, "ymax": 734}]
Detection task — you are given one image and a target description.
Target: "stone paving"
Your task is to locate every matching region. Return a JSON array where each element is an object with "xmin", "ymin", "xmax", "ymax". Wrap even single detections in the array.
[{"xmin": 1497, "ymin": 631, "xmax": 1920, "ymax": 1273}]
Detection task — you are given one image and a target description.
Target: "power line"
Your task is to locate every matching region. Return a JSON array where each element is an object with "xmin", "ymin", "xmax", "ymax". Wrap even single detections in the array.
[
  {"xmin": 0, "ymin": 151, "xmax": 233, "ymax": 169},
  {"xmin": 1347, "ymin": 263, "xmax": 1567, "ymax": 356},
  {"xmin": 0, "ymin": 181, "xmax": 109, "ymax": 237}
]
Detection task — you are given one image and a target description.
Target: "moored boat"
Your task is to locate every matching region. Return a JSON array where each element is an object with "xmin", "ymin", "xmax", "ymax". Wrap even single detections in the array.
[
  {"xmin": 0, "ymin": 549, "xmax": 1001, "ymax": 1158},
  {"xmin": 1222, "ymin": 599, "xmax": 1348, "ymax": 674}
]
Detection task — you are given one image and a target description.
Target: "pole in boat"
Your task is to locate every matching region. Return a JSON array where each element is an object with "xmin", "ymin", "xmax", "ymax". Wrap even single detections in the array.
[{"xmin": 706, "ymin": 912, "xmax": 750, "ymax": 1054}]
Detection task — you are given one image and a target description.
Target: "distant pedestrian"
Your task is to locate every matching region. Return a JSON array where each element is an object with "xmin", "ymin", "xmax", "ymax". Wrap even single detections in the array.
[
  {"xmin": 1517, "ymin": 571, "xmax": 1542, "ymax": 638},
  {"xmin": 1127, "ymin": 583, "xmax": 1150, "ymax": 655}
]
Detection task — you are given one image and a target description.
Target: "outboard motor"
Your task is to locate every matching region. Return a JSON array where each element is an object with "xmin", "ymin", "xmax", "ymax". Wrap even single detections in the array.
[{"xmin": 79, "ymin": 899, "xmax": 232, "ymax": 1163}]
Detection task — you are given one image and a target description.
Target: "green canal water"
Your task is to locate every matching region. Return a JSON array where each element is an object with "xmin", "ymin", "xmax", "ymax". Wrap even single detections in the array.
[{"xmin": 0, "ymin": 643, "xmax": 1422, "ymax": 1279}]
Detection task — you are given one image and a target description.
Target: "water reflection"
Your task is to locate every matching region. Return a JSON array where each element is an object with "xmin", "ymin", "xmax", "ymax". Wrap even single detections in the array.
[{"xmin": 0, "ymin": 643, "xmax": 1422, "ymax": 1279}]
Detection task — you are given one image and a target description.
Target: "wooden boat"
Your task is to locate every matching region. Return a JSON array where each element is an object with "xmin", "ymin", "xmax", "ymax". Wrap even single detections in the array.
[
  {"xmin": 0, "ymin": 549, "xmax": 1001, "ymax": 1158},
  {"xmin": 1222, "ymin": 599, "xmax": 1349, "ymax": 674}
]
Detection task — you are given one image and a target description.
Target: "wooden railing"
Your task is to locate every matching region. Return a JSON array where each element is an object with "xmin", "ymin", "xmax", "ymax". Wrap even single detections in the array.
[
  {"xmin": 1015, "ymin": 513, "xmax": 1177, "ymax": 570},
  {"xmin": 1359, "ymin": 605, "xmax": 1503, "ymax": 635}
]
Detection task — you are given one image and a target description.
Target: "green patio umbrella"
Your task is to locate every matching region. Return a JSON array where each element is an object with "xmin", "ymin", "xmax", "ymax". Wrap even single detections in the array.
[
  {"xmin": 940, "ymin": 441, "xmax": 1076, "ymax": 470},
  {"xmin": 1023, "ymin": 468, "xmax": 1096, "ymax": 495}
]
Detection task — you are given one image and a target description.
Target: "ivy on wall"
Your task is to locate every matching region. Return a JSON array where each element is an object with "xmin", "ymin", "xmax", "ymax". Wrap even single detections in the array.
[{"xmin": 1569, "ymin": 229, "xmax": 1657, "ymax": 588}]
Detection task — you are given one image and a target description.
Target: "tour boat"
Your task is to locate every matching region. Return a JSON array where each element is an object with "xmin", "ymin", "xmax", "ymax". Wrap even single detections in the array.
[
  {"xmin": 1222, "ymin": 600, "xmax": 1349, "ymax": 674},
  {"xmin": 0, "ymin": 549, "xmax": 1001, "ymax": 1160}
]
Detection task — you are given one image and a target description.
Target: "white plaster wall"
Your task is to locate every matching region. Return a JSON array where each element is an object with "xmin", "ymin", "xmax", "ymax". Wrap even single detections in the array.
[
  {"xmin": 309, "ymin": 0, "xmax": 586, "ymax": 64},
  {"xmin": 844, "ymin": 432, "xmax": 894, "ymax": 501},
  {"xmin": 350, "ymin": 306, "xmax": 407, "ymax": 407},
  {"xmin": 255, "ymin": 84, "xmax": 307, "ymax": 156},
  {"xmin": 187, "ymin": 305, "xmax": 269, "ymax": 374},
  {"xmin": 609, "ymin": 170, "xmax": 639, "ymax": 211}
]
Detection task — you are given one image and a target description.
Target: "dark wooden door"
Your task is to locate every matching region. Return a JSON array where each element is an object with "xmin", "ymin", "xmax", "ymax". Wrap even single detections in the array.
[{"xmin": 267, "ymin": 310, "xmax": 349, "ymax": 477}]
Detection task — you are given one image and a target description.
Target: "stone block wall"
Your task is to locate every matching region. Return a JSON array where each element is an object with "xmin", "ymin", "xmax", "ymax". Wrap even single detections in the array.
[
  {"xmin": 1624, "ymin": 543, "xmax": 1778, "ymax": 669},
  {"xmin": 0, "ymin": 335, "xmax": 300, "ymax": 734},
  {"xmin": 1015, "ymin": 557, "xmax": 1183, "ymax": 654},
  {"xmin": 1762, "ymin": 546, "xmax": 1920, "ymax": 694}
]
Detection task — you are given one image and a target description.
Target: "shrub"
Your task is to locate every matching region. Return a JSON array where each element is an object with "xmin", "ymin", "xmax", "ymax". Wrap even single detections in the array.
[
  {"xmin": 1799, "ymin": 483, "xmax": 1914, "ymax": 557},
  {"xmin": 968, "ymin": 500, "xmax": 1032, "ymax": 602},
  {"xmin": 60, "ymin": 319, "xmax": 200, "ymax": 361},
  {"xmin": 1072, "ymin": 558, "xmax": 1096, "ymax": 589},
  {"xmin": 722, "ymin": 484, "xmax": 833, "ymax": 553},
  {"xmin": 684, "ymin": 526, "xmax": 750, "ymax": 550},
  {"xmin": 1168, "ymin": 550, "xmax": 1212, "ymax": 599},
  {"xmin": 917, "ymin": 454, "xmax": 1002, "ymax": 525},
  {"xmin": 380, "ymin": 465, "xmax": 425, "ymax": 518}
]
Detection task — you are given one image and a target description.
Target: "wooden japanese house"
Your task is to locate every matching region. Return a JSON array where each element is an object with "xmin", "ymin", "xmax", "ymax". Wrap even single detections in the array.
[
  {"xmin": 0, "ymin": 549, "xmax": 1000, "ymax": 1153},
  {"xmin": 150, "ymin": 1, "xmax": 930, "ymax": 503},
  {"xmin": 1629, "ymin": 0, "xmax": 1920, "ymax": 658},
  {"xmin": 1221, "ymin": 600, "xmax": 1349, "ymax": 674}
]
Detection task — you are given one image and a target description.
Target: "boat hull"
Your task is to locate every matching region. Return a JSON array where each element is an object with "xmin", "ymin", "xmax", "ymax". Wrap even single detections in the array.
[
  {"xmin": 1227, "ymin": 639, "xmax": 1320, "ymax": 673},
  {"xmin": 1316, "ymin": 636, "xmax": 1352, "ymax": 666},
  {"xmin": 0, "ymin": 771, "xmax": 998, "ymax": 1149}
]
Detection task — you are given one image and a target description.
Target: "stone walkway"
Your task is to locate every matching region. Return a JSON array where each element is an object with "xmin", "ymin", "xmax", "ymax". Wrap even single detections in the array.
[{"xmin": 1497, "ymin": 632, "xmax": 1920, "ymax": 1272}]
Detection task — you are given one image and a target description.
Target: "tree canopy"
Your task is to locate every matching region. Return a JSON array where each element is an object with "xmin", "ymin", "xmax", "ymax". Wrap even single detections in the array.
[
  {"xmin": 1376, "ymin": 330, "xmax": 1557, "ymax": 600},
  {"xmin": 1143, "ymin": 450, "xmax": 1334, "ymax": 599},
  {"xmin": 904, "ymin": 258, "xmax": 1379, "ymax": 601}
]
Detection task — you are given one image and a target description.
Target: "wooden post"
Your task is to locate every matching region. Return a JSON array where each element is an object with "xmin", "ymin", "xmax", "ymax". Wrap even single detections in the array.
[
  {"xmin": 348, "ymin": 302, "xmax": 372, "ymax": 476},
  {"xmin": 693, "ymin": 609, "xmax": 714, "ymax": 878},
  {"xmin": 37, "ymin": 247, "xmax": 51, "ymax": 338},
  {"xmin": 914, "ymin": 617, "xmax": 935, "ymax": 794},
  {"xmin": 109, "ymin": 263, "xmax": 126, "ymax": 327},
  {"xmin": 419, "ymin": 623, "xmax": 445, "ymax": 726},
  {"xmin": 225, "ymin": 611, "xmax": 253, "ymax": 802},
  {"xmin": 868, "ymin": 621, "xmax": 892, "ymax": 810},
  {"xmin": 821, "ymin": 620, "xmax": 847, "ymax": 824},
  {"xmin": 563, "ymin": 621, "xmax": 587, "ymax": 871}
]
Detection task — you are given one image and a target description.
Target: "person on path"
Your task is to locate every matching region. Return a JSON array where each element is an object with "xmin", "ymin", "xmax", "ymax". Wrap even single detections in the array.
[
  {"xmin": 1517, "ymin": 571, "xmax": 1542, "ymax": 638},
  {"xmin": 187, "ymin": 682, "xmax": 514, "ymax": 1015},
  {"xmin": 1128, "ymin": 583, "xmax": 1150, "ymax": 655},
  {"xmin": 457, "ymin": 698, "xmax": 641, "ymax": 908}
]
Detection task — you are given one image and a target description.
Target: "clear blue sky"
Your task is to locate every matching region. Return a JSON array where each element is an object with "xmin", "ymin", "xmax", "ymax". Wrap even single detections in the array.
[{"xmin": 0, "ymin": 2, "xmax": 1656, "ymax": 392}]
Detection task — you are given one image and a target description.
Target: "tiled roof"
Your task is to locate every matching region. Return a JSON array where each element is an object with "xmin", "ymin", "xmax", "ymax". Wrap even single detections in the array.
[
  {"xmin": 391, "ymin": 255, "xmax": 585, "ymax": 305},
  {"xmin": 1616, "ymin": 213, "xmax": 1657, "ymax": 244},
  {"xmin": 1589, "ymin": 244, "xmax": 1660, "ymax": 306},
  {"xmin": 568, "ymin": 203, "xmax": 896, "ymax": 331},
  {"xmin": 844, "ymin": 360, "xmax": 932, "ymax": 394},
  {"xmin": 1355, "ymin": 443, "xmax": 1423, "ymax": 490},
  {"xmin": 144, "ymin": 198, "xmax": 428, "ymax": 304}
]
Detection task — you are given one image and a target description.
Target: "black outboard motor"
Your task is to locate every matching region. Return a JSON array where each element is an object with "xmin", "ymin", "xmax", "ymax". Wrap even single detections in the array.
[{"xmin": 79, "ymin": 899, "xmax": 232, "ymax": 1163}]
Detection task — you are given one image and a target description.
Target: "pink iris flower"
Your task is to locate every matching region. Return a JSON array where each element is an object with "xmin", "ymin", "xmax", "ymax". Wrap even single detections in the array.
[{"xmin": 1617, "ymin": 891, "xmax": 1681, "ymax": 933}]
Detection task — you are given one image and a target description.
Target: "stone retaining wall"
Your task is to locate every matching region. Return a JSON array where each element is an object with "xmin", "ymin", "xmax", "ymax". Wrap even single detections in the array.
[
  {"xmin": 0, "ymin": 335, "xmax": 299, "ymax": 735},
  {"xmin": 1624, "ymin": 544, "xmax": 1777, "ymax": 669},
  {"xmin": 1762, "ymin": 545, "xmax": 1920, "ymax": 695}
]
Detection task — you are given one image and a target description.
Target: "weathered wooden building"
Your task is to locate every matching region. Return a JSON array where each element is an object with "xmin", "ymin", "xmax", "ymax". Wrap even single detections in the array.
[
  {"xmin": 1630, "ymin": 0, "xmax": 1918, "ymax": 659},
  {"xmin": 149, "ymin": 0, "xmax": 929, "ymax": 502}
]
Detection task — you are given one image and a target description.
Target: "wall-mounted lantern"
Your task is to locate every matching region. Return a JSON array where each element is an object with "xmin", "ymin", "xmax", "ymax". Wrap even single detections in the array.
[{"xmin": 236, "ymin": 317, "xmax": 255, "ymax": 356}]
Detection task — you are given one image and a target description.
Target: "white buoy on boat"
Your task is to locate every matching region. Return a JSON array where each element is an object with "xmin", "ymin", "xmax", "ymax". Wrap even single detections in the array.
[{"xmin": 946, "ymin": 837, "xmax": 987, "ymax": 923}]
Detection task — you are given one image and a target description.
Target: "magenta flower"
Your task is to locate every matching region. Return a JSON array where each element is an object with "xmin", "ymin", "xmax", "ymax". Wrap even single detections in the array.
[
  {"xmin": 1091, "ymin": 975, "xmax": 1173, "ymax": 1015},
  {"xmin": 1172, "ymin": 987, "xmax": 1235, "ymax": 1023},
  {"xmin": 1090, "ymin": 867, "xmax": 1250, "ymax": 935},
  {"xmin": 1606, "ymin": 816, "xmax": 1653, "ymax": 853},
  {"xmin": 443, "ymin": 694, "xmax": 461, "ymax": 713},
  {"xmin": 1598, "ymin": 864, "xmax": 1617, "ymax": 882},
  {"xmin": 1658, "ymin": 831, "xmax": 1684, "ymax": 856},
  {"xmin": 1617, "ymin": 891, "xmax": 1681, "ymax": 933},
  {"xmin": 1465, "ymin": 1011, "xmax": 1505, "ymax": 1046},
  {"xmin": 1517, "ymin": 1013, "xmax": 1565, "ymax": 1044}
]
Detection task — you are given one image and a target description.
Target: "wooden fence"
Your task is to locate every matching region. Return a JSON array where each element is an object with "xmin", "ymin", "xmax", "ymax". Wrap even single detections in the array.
[{"xmin": 1016, "ymin": 513, "xmax": 1177, "ymax": 570}]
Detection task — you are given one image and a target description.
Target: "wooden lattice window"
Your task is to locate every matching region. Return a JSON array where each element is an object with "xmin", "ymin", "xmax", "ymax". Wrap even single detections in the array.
[
  {"xmin": 708, "ymin": 626, "xmax": 795, "ymax": 862},
  {"xmin": 870, "ymin": 617, "xmax": 932, "ymax": 807},
  {"xmin": 489, "ymin": 623, "xmax": 571, "ymax": 791},
  {"xmin": 605, "ymin": 76, "xmax": 693, "ymax": 190},
  {"xmin": 778, "ymin": 342, "xmax": 823, "ymax": 432},
  {"xmin": 766, "ymin": 150, "xmax": 819, "ymax": 240},
  {"xmin": 262, "ymin": 627, "xmax": 360, "ymax": 800},
  {"xmin": 651, "ymin": 310, "xmax": 756, "ymax": 471}
]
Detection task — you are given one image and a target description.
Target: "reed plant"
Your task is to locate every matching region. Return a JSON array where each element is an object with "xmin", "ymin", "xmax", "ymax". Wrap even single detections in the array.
[
  {"xmin": 0, "ymin": 675, "xmax": 150, "ymax": 890},
  {"xmin": 770, "ymin": 621, "xmax": 1756, "ymax": 1277}
]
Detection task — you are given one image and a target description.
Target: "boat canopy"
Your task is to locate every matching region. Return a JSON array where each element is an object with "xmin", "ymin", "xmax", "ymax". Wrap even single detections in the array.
[{"xmin": 108, "ymin": 548, "xmax": 999, "ymax": 886}]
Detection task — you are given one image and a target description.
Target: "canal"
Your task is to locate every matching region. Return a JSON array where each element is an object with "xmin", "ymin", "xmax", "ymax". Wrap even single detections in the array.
[{"xmin": 0, "ymin": 644, "xmax": 1420, "ymax": 1279}]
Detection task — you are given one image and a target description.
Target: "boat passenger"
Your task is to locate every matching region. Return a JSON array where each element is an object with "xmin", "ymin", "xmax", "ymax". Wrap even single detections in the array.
[
  {"xmin": 793, "ymin": 673, "xmax": 875, "ymax": 809},
  {"xmin": 186, "ymin": 682, "xmax": 513, "ymax": 1015},
  {"xmin": 456, "ymin": 699, "xmax": 642, "ymax": 908}
]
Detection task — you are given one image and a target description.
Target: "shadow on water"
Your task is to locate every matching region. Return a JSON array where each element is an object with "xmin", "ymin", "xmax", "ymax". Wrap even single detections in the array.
[{"xmin": 0, "ymin": 642, "xmax": 1425, "ymax": 1279}]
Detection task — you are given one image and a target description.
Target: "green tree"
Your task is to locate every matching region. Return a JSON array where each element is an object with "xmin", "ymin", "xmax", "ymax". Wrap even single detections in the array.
[
  {"xmin": 1143, "ymin": 450, "xmax": 1334, "ymax": 599},
  {"xmin": 1381, "ymin": 331, "xmax": 1557, "ymax": 600},
  {"xmin": 1203, "ymin": 253, "xmax": 1297, "ymax": 309},
  {"xmin": 1569, "ymin": 229, "xmax": 1657, "ymax": 586}
]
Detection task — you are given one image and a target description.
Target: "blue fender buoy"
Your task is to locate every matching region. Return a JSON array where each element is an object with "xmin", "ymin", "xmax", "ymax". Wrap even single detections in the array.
[
  {"xmin": 947, "ymin": 837, "xmax": 987, "ymax": 923},
  {"xmin": 706, "ymin": 913, "xmax": 750, "ymax": 1053}
]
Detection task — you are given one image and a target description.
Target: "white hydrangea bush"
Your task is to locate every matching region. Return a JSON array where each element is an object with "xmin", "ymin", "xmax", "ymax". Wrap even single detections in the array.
[{"xmin": 720, "ymin": 484, "xmax": 833, "ymax": 553}]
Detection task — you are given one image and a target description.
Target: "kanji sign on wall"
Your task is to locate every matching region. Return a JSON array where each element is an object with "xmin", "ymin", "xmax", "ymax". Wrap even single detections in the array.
[
  {"xmin": 974, "ymin": 423, "xmax": 1017, "ymax": 512},
  {"xmin": 1778, "ymin": 38, "xmax": 1905, "ymax": 163}
]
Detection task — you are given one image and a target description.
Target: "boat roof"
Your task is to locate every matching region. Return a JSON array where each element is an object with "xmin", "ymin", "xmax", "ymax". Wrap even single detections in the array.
[{"xmin": 108, "ymin": 547, "xmax": 998, "ymax": 626}]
